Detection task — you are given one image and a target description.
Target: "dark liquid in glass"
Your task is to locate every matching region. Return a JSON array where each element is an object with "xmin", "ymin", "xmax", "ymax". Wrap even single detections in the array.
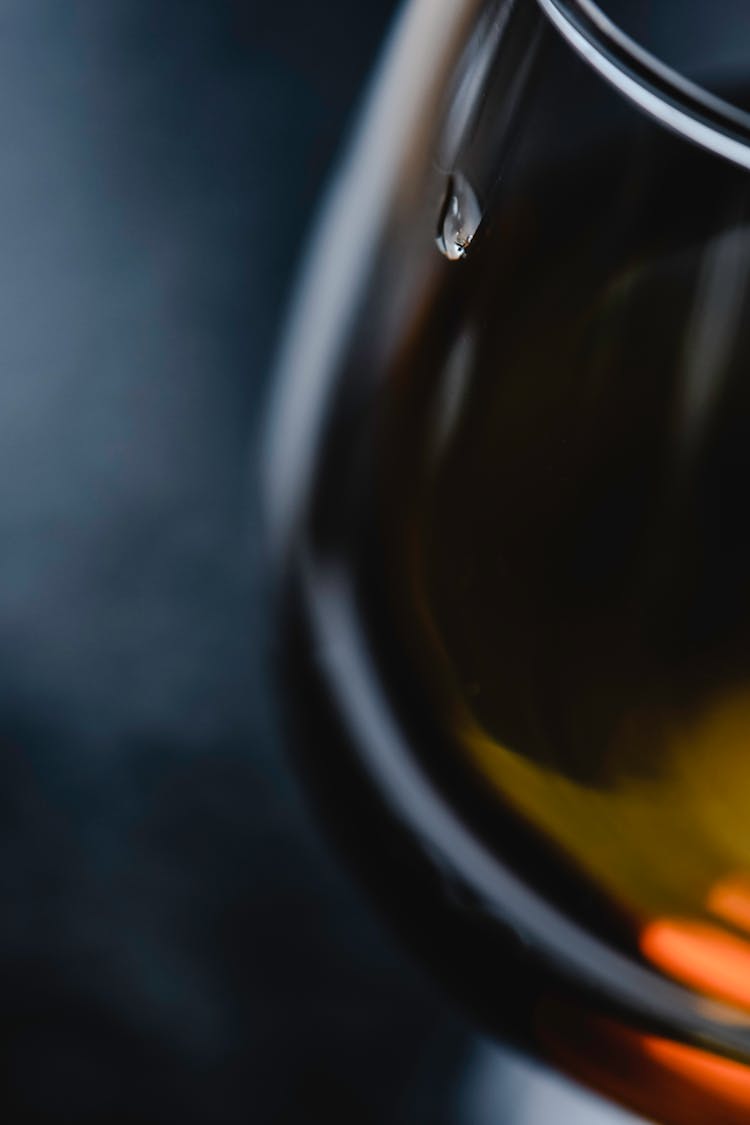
[
  {"xmin": 377, "ymin": 107, "xmax": 750, "ymax": 996},
  {"xmin": 279, "ymin": 25, "xmax": 750, "ymax": 1118}
]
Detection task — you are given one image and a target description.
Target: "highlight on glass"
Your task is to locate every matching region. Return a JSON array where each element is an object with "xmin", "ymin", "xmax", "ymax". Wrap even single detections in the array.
[{"xmin": 267, "ymin": 1, "xmax": 750, "ymax": 1121}]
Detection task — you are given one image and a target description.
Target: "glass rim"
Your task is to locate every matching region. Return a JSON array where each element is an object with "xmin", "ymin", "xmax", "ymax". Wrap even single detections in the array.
[
  {"xmin": 271, "ymin": 0, "xmax": 750, "ymax": 1072},
  {"xmin": 539, "ymin": 0, "xmax": 750, "ymax": 170}
]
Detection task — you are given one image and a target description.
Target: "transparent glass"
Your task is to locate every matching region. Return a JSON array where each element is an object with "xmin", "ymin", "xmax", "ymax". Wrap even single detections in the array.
[{"xmin": 267, "ymin": 2, "xmax": 750, "ymax": 1121}]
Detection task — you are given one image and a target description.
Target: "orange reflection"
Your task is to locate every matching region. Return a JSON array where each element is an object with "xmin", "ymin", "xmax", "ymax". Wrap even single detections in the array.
[
  {"xmin": 645, "ymin": 1037, "xmax": 750, "ymax": 1109},
  {"xmin": 538, "ymin": 999, "xmax": 750, "ymax": 1125},
  {"xmin": 708, "ymin": 873, "xmax": 750, "ymax": 934},
  {"xmin": 641, "ymin": 917, "xmax": 750, "ymax": 1010}
]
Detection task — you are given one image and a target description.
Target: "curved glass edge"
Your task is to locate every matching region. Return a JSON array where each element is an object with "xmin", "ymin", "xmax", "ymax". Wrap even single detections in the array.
[
  {"xmin": 263, "ymin": 0, "xmax": 484, "ymax": 558},
  {"xmin": 268, "ymin": 0, "xmax": 750, "ymax": 1070},
  {"xmin": 539, "ymin": 0, "xmax": 750, "ymax": 170},
  {"xmin": 298, "ymin": 550, "xmax": 750, "ymax": 1062}
]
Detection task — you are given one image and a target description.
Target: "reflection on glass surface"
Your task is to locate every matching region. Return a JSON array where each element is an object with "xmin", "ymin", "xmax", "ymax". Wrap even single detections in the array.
[
  {"xmin": 270, "ymin": 0, "xmax": 750, "ymax": 1121},
  {"xmin": 462, "ymin": 1041, "xmax": 644, "ymax": 1124}
]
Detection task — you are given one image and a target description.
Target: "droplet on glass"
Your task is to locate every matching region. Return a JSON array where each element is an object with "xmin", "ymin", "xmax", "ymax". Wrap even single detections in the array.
[{"xmin": 436, "ymin": 172, "xmax": 482, "ymax": 261}]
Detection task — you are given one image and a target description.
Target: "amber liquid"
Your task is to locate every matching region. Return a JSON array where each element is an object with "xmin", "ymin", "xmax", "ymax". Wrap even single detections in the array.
[
  {"xmin": 274, "ymin": 16, "xmax": 750, "ymax": 1114},
  {"xmin": 376, "ymin": 118, "xmax": 750, "ymax": 1031}
]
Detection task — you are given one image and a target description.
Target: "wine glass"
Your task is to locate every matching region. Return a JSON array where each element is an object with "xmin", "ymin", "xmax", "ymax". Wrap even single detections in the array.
[{"xmin": 266, "ymin": 1, "xmax": 750, "ymax": 1121}]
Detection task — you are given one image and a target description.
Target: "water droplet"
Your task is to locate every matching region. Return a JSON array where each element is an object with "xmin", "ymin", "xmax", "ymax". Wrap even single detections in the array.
[{"xmin": 436, "ymin": 173, "xmax": 482, "ymax": 261}]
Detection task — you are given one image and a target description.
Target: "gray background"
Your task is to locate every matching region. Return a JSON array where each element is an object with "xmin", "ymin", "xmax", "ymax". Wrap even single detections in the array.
[{"xmin": 0, "ymin": 2, "xmax": 473, "ymax": 1121}]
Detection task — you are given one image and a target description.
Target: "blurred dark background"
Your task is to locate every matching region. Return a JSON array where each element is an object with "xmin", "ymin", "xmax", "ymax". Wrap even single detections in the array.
[{"xmin": 0, "ymin": 1, "xmax": 477, "ymax": 1121}]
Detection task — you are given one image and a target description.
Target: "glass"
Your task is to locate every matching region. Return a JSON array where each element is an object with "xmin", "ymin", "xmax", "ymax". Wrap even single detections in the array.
[{"xmin": 267, "ymin": 2, "xmax": 750, "ymax": 1121}]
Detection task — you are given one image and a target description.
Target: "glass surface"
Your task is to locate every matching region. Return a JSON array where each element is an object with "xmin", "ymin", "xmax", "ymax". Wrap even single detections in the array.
[
  {"xmin": 268, "ymin": 2, "xmax": 750, "ymax": 1122},
  {"xmin": 597, "ymin": 0, "xmax": 750, "ymax": 105}
]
